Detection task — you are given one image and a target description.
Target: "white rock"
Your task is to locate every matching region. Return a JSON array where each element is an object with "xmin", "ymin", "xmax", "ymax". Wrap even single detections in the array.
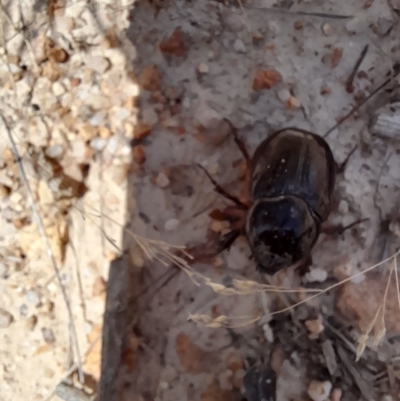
[
  {"xmin": 277, "ymin": 88, "xmax": 291, "ymax": 102},
  {"xmin": 193, "ymin": 100, "xmax": 221, "ymax": 128},
  {"xmin": 156, "ymin": 172, "xmax": 170, "ymax": 188},
  {"xmin": 338, "ymin": 200, "xmax": 349, "ymax": 214},
  {"xmin": 307, "ymin": 268, "xmax": 328, "ymax": 283},
  {"xmin": 142, "ymin": 107, "xmax": 158, "ymax": 125},
  {"xmin": 263, "ymin": 323, "xmax": 274, "ymax": 342},
  {"xmin": 90, "ymin": 137, "xmax": 107, "ymax": 151},
  {"xmin": 233, "ymin": 38, "xmax": 246, "ymax": 53},
  {"xmin": 52, "ymin": 82, "xmax": 66, "ymax": 97},
  {"xmin": 89, "ymin": 111, "xmax": 107, "ymax": 126},
  {"xmin": 268, "ymin": 20, "xmax": 280, "ymax": 35},
  {"xmin": 218, "ymin": 370, "xmax": 233, "ymax": 391},
  {"xmin": 198, "ymin": 63, "xmax": 209, "ymax": 74},
  {"xmin": 307, "ymin": 380, "xmax": 332, "ymax": 401},
  {"xmin": 164, "ymin": 219, "xmax": 179, "ymax": 231},
  {"xmin": 29, "ymin": 116, "xmax": 49, "ymax": 147},
  {"xmin": 86, "ymin": 56, "xmax": 111, "ymax": 74},
  {"xmin": 54, "ymin": 16, "xmax": 75, "ymax": 33},
  {"xmin": 45, "ymin": 145, "xmax": 64, "ymax": 159},
  {"xmin": 322, "ymin": 23, "xmax": 334, "ymax": 36},
  {"xmin": 370, "ymin": 102, "xmax": 400, "ymax": 139},
  {"xmin": 85, "ymin": 93, "xmax": 110, "ymax": 110}
]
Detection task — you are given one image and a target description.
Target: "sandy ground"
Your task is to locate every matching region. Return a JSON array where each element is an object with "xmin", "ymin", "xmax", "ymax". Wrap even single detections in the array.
[{"xmin": 1, "ymin": 0, "xmax": 400, "ymax": 400}]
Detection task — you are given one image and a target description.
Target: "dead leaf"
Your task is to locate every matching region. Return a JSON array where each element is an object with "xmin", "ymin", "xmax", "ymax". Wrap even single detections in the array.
[
  {"xmin": 84, "ymin": 324, "xmax": 102, "ymax": 381},
  {"xmin": 159, "ymin": 28, "xmax": 186, "ymax": 57},
  {"xmin": 33, "ymin": 343, "xmax": 54, "ymax": 356},
  {"xmin": 201, "ymin": 380, "xmax": 234, "ymax": 401},
  {"xmin": 103, "ymin": 26, "xmax": 121, "ymax": 48},
  {"xmin": 133, "ymin": 145, "xmax": 146, "ymax": 165},
  {"xmin": 175, "ymin": 333, "xmax": 213, "ymax": 374},
  {"xmin": 139, "ymin": 66, "xmax": 161, "ymax": 91},
  {"xmin": 47, "ymin": 0, "xmax": 66, "ymax": 19},
  {"xmin": 363, "ymin": 0, "xmax": 374, "ymax": 8},
  {"xmin": 134, "ymin": 122, "xmax": 152, "ymax": 140},
  {"xmin": 286, "ymin": 96, "xmax": 301, "ymax": 109},
  {"xmin": 49, "ymin": 47, "xmax": 69, "ymax": 63},
  {"xmin": 92, "ymin": 276, "xmax": 107, "ymax": 297},
  {"xmin": 252, "ymin": 69, "xmax": 282, "ymax": 90},
  {"xmin": 336, "ymin": 271, "xmax": 400, "ymax": 334},
  {"xmin": 41, "ymin": 61, "xmax": 62, "ymax": 81},
  {"xmin": 331, "ymin": 47, "xmax": 344, "ymax": 69}
]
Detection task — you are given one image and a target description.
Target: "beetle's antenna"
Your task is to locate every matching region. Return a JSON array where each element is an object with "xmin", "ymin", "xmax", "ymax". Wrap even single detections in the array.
[
  {"xmin": 223, "ymin": 118, "xmax": 251, "ymax": 165},
  {"xmin": 324, "ymin": 63, "xmax": 400, "ymax": 138}
]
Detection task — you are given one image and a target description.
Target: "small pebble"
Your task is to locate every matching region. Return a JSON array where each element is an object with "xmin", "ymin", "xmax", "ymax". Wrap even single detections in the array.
[
  {"xmin": 164, "ymin": 219, "xmax": 179, "ymax": 231},
  {"xmin": 19, "ymin": 304, "xmax": 28, "ymax": 317},
  {"xmin": 156, "ymin": 172, "xmax": 170, "ymax": 188},
  {"xmin": 45, "ymin": 144, "xmax": 64, "ymax": 159},
  {"xmin": 305, "ymin": 317, "xmax": 324, "ymax": 338},
  {"xmin": 322, "ymin": 23, "xmax": 334, "ymax": 36},
  {"xmin": 89, "ymin": 111, "xmax": 107, "ymax": 126},
  {"xmin": 307, "ymin": 267, "xmax": 328, "ymax": 283},
  {"xmin": 197, "ymin": 63, "xmax": 209, "ymax": 74},
  {"xmin": 307, "ymin": 380, "xmax": 332, "ymax": 401},
  {"xmin": 263, "ymin": 323, "xmax": 274, "ymax": 342},
  {"xmin": 0, "ymin": 184, "xmax": 11, "ymax": 200},
  {"xmin": 90, "ymin": 137, "xmax": 107, "ymax": 151},
  {"xmin": 52, "ymin": 82, "xmax": 66, "ymax": 97},
  {"xmin": 26, "ymin": 290, "xmax": 40, "ymax": 306},
  {"xmin": 218, "ymin": 370, "xmax": 233, "ymax": 391},
  {"xmin": 41, "ymin": 327, "xmax": 56, "ymax": 344},
  {"xmin": 0, "ymin": 308, "xmax": 14, "ymax": 328},
  {"xmin": 142, "ymin": 107, "xmax": 159, "ymax": 125},
  {"xmin": 277, "ymin": 88, "xmax": 291, "ymax": 102},
  {"xmin": 331, "ymin": 388, "xmax": 342, "ymax": 401},
  {"xmin": 86, "ymin": 55, "xmax": 111, "ymax": 74},
  {"xmin": 25, "ymin": 315, "xmax": 38, "ymax": 331},
  {"xmin": 233, "ymin": 38, "xmax": 246, "ymax": 53}
]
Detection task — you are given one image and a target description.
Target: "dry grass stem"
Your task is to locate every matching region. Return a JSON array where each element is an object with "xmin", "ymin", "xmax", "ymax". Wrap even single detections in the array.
[
  {"xmin": 357, "ymin": 257, "xmax": 399, "ymax": 360},
  {"xmin": 1, "ymin": 115, "xmax": 84, "ymax": 383},
  {"xmin": 188, "ymin": 313, "xmax": 260, "ymax": 328}
]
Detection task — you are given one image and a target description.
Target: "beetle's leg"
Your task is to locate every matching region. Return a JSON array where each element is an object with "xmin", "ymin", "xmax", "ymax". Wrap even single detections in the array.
[
  {"xmin": 321, "ymin": 217, "xmax": 369, "ymax": 236},
  {"xmin": 336, "ymin": 145, "xmax": 357, "ymax": 174},
  {"xmin": 197, "ymin": 164, "xmax": 248, "ymax": 209},
  {"xmin": 295, "ymin": 255, "xmax": 313, "ymax": 276},
  {"xmin": 223, "ymin": 118, "xmax": 251, "ymax": 165},
  {"xmin": 216, "ymin": 229, "xmax": 241, "ymax": 253}
]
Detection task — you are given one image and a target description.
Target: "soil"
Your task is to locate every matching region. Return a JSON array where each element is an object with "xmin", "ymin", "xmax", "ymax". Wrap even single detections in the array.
[{"xmin": 1, "ymin": 0, "xmax": 400, "ymax": 401}]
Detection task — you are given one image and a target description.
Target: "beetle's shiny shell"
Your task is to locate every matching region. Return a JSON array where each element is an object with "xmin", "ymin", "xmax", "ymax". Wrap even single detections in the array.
[
  {"xmin": 246, "ymin": 128, "xmax": 336, "ymax": 273},
  {"xmin": 250, "ymin": 128, "xmax": 335, "ymax": 222}
]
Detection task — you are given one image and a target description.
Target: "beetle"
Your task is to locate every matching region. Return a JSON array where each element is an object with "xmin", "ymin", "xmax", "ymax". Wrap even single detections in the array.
[
  {"xmin": 198, "ymin": 120, "xmax": 360, "ymax": 275},
  {"xmin": 243, "ymin": 363, "xmax": 277, "ymax": 401}
]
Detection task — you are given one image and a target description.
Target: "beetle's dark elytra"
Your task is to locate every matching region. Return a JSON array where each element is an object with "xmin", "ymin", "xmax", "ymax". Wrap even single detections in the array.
[{"xmin": 246, "ymin": 128, "xmax": 336, "ymax": 275}]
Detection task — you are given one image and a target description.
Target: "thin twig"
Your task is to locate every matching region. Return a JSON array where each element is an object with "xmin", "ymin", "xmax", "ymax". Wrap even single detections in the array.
[
  {"xmin": 346, "ymin": 44, "xmax": 369, "ymax": 93},
  {"xmin": 270, "ymin": 250, "xmax": 400, "ymax": 316},
  {"xmin": 246, "ymin": 6, "xmax": 353, "ymax": 19},
  {"xmin": 43, "ymin": 333, "xmax": 102, "ymax": 401},
  {"xmin": 324, "ymin": 65, "xmax": 400, "ymax": 138},
  {"xmin": 1, "ymin": 115, "xmax": 84, "ymax": 383}
]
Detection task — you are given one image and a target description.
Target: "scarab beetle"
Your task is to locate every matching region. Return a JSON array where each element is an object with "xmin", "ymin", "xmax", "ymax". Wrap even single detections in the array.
[
  {"xmin": 199, "ymin": 120, "xmax": 358, "ymax": 275},
  {"xmin": 245, "ymin": 127, "xmax": 337, "ymax": 274}
]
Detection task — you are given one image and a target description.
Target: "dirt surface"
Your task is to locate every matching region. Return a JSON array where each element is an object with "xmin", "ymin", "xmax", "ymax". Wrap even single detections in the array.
[{"xmin": 2, "ymin": 0, "xmax": 400, "ymax": 400}]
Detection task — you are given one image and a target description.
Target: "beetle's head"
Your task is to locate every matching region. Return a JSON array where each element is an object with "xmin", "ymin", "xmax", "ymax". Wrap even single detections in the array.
[{"xmin": 246, "ymin": 196, "xmax": 319, "ymax": 275}]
